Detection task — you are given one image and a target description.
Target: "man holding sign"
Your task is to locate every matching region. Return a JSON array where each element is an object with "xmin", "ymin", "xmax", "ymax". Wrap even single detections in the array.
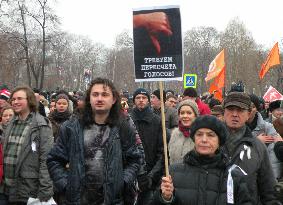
[
  {"xmin": 132, "ymin": 5, "xmax": 183, "ymax": 204},
  {"xmin": 131, "ymin": 88, "xmax": 164, "ymax": 205}
]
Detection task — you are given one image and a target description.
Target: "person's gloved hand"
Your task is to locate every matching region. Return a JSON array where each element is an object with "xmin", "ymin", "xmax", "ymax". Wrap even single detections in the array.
[{"xmin": 138, "ymin": 174, "xmax": 152, "ymax": 191}]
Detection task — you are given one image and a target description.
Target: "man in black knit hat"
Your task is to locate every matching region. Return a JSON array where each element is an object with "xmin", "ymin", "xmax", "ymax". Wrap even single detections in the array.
[{"xmin": 131, "ymin": 88, "xmax": 164, "ymax": 205}]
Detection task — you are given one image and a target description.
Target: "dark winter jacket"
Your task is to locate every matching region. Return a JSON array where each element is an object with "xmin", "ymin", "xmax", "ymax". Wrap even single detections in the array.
[
  {"xmin": 155, "ymin": 150, "xmax": 253, "ymax": 205},
  {"xmin": 153, "ymin": 106, "xmax": 178, "ymax": 130},
  {"xmin": 47, "ymin": 116, "xmax": 142, "ymax": 205},
  {"xmin": 131, "ymin": 106, "xmax": 164, "ymax": 188},
  {"xmin": 48, "ymin": 110, "xmax": 72, "ymax": 142},
  {"xmin": 1, "ymin": 112, "xmax": 53, "ymax": 202},
  {"xmin": 224, "ymin": 126, "xmax": 279, "ymax": 205}
]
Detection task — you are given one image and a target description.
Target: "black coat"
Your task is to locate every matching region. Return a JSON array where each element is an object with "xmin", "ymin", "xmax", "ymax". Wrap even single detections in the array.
[
  {"xmin": 155, "ymin": 150, "xmax": 253, "ymax": 205},
  {"xmin": 47, "ymin": 116, "xmax": 142, "ymax": 205},
  {"xmin": 131, "ymin": 107, "xmax": 164, "ymax": 187},
  {"xmin": 224, "ymin": 126, "xmax": 279, "ymax": 205}
]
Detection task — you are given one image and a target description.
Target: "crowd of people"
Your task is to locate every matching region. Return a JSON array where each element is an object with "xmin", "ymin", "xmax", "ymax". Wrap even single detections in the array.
[{"xmin": 0, "ymin": 79, "xmax": 282, "ymax": 205}]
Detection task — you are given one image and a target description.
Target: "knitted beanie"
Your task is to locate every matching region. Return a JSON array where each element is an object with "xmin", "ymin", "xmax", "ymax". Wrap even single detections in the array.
[
  {"xmin": 0, "ymin": 89, "xmax": 11, "ymax": 101},
  {"xmin": 177, "ymin": 99, "xmax": 199, "ymax": 117},
  {"xmin": 133, "ymin": 88, "xmax": 150, "ymax": 102},
  {"xmin": 56, "ymin": 93, "xmax": 69, "ymax": 102},
  {"xmin": 190, "ymin": 115, "xmax": 227, "ymax": 146},
  {"xmin": 152, "ymin": 89, "xmax": 166, "ymax": 102}
]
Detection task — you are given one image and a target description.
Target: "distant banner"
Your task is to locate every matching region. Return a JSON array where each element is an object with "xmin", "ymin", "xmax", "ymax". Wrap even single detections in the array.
[
  {"xmin": 133, "ymin": 5, "xmax": 183, "ymax": 82},
  {"xmin": 263, "ymin": 86, "xmax": 283, "ymax": 102}
]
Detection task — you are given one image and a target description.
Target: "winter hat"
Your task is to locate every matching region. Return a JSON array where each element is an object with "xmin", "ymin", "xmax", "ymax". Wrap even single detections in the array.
[
  {"xmin": 56, "ymin": 93, "xmax": 69, "ymax": 103},
  {"xmin": 177, "ymin": 99, "xmax": 199, "ymax": 117},
  {"xmin": 152, "ymin": 89, "xmax": 166, "ymax": 102},
  {"xmin": 211, "ymin": 105, "xmax": 224, "ymax": 115},
  {"xmin": 224, "ymin": 92, "xmax": 251, "ymax": 110},
  {"xmin": 190, "ymin": 115, "xmax": 227, "ymax": 146},
  {"xmin": 183, "ymin": 87, "xmax": 198, "ymax": 98},
  {"xmin": 166, "ymin": 90, "xmax": 175, "ymax": 96},
  {"xmin": 133, "ymin": 88, "xmax": 150, "ymax": 102},
  {"xmin": 249, "ymin": 94, "xmax": 261, "ymax": 111},
  {"xmin": 0, "ymin": 89, "xmax": 11, "ymax": 101}
]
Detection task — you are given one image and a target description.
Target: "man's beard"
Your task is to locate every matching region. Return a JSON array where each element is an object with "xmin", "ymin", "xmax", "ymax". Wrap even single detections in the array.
[{"xmin": 93, "ymin": 108, "xmax": 110, "ymax": 115}]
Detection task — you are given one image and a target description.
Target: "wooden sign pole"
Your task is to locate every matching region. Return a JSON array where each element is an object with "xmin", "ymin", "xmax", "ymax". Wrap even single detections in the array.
[{"xmin": 159, "ymin": 81, "xmax": 169, "ymax": 177}]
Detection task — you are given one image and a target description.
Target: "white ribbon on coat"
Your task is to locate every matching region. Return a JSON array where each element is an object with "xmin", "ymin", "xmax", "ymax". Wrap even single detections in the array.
[
  {"xmin": 227, "ymin": 164, "xmax": 247, "ymax": 204},
  {"xmin": 240, "ymin": 145, "xmax": 251, "ymax": 160}
]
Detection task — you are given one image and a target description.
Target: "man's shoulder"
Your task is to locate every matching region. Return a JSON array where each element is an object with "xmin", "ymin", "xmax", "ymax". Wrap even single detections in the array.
[
  {"xmin": 243, "ymin": 127, "xmax": 265, "ymax": 146},
  {"xmin": 151, "ymin": 111, "xmax": 161, "ymax": 120},
  {"xmin": 241, "ymin": 128, "xmax": 268, "ymax": 158},
  {"xmin": 165, "ymin": 106, "xmax": 177, "ymax": 115},
  {"xmin": 132, "ymin": 108, "xmax": 160, "ymax": 122},
  {"xmin": 33, "ymin": 112, "xmax": 50, "ymax": 127},
  {"xmin": 47, "ymin": 115, "xmax": 79, "ymax": 135}
]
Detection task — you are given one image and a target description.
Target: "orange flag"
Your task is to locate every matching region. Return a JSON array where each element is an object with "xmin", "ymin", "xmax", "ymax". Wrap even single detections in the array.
[
  {"xmin": 259, "ymin": 42, "xmax": 280, "ymax": 80},
  {"xmin": 209, "ymin": 67, "xmax": 225, "ymax": 101},
  {"xmin": 205, "ymin": 49, "xmax": 225, "ymax": 82}
]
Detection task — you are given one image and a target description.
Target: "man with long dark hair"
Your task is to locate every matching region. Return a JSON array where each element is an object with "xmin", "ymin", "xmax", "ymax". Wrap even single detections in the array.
[{"xmin": 47, "ymin": 78, "xmax": 142, "ymax": 205}]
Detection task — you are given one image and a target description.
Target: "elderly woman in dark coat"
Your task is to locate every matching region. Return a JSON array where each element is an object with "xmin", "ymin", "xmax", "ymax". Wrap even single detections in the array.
[{"xmin": 156, "ymin": 115, "xmax": 253, "ymax": 205}]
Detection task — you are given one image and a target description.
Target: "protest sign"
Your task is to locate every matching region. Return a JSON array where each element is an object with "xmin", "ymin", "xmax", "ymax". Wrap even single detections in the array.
[{"xmin": 133, "ymin": 5, "xmax": 183, "ymax": 82}]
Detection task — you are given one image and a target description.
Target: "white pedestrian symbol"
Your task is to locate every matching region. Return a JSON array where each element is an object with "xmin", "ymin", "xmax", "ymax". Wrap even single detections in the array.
[{"xmin": 187, "ymin": 77, "xmax": 194, "ymax": 85}]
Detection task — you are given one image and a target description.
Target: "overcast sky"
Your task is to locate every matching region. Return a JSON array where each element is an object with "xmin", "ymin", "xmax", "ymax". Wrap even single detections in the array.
[{"xmin": 55, "ymin": 0, "xmax": 283, "ymax": 49}]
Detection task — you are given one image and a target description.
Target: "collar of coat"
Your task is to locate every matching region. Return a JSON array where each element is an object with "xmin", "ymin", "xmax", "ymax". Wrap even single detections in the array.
[{"xmin": 132, "ymin": 106, "xmax": 153, "ymax": 122}]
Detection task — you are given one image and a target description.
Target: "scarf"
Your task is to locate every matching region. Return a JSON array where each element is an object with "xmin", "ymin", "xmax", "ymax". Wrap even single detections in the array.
[
  {"xmin": 226, "ymin": 125, "xmax": 247, "ymax": 155},
  {"xmin": 178, "ymin": 120, "xmax": 190, "ymax": 138},
  {"xmin": 49, "ymin": 110, "xmax": 71, "ymax": 123},
  {"xmin": 153, "ymin": 107, "xmax": 161, "ymax": 116},
  {"xmin": 184, "ymin": 149, "xmax": 226, "ymax": 169},
  {"xmin": 132, "ymin": 106, "xmax": 151, "ymax": 120}
]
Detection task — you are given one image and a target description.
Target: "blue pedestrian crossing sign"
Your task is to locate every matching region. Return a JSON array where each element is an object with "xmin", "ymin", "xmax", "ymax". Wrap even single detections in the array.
[{"xmin": 184, "ymin": 74, "xmax": 197, "ymax": 88}]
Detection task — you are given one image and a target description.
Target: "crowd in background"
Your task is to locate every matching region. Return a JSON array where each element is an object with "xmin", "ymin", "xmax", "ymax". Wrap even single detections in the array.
[{"xmin": 0, "ymin": 80, "xmax": 282, "ymax": 205}]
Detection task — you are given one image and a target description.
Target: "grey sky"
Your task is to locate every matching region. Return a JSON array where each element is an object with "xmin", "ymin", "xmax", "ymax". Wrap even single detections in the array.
[{"xmin": 55, "ymin": 0, "xmax": 283, "ymax": 48}]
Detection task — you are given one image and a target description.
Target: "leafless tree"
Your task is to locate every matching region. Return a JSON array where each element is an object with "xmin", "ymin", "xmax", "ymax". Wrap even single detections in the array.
[
  {"xmin": 0, "ymin": 0, "xmax": 59, "ymax": 88},
  {"xmin": 183, "ymin": 26, "xmax": 220, "ymax": 95}
]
